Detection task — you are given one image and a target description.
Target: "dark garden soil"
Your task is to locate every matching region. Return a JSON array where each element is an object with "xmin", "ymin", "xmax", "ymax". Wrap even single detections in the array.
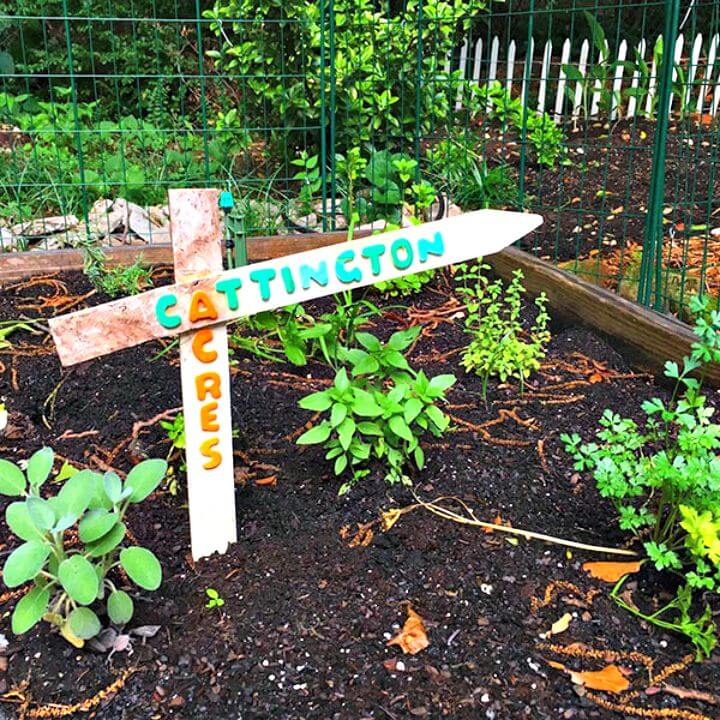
[
  {"xmin": 485, "ymin": 117, "xmax": 720, "ymax": 264},
  {"xmin": 0, "ymin": 269, "xmax": 718, "ymax": 720}
]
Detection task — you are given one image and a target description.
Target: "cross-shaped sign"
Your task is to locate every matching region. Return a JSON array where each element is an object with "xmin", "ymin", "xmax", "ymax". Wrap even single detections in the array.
[{"xmin": 48, "ymin": 188, "xmax": 542, "ymax": 560}]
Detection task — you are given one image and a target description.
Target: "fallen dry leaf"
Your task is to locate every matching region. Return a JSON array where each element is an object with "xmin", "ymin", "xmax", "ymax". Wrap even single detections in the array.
[
  {"xmin": 582, "ymin": 560, "xmax": 643, "ymax": 583},
  {"xmin": 388, "ymin": 607, "xmax": 430, "ymax": 655},
  {"xmin": 547, "ymin": 613, "xmax": 573, "ymax": 638},
  {"xmin": 254, "ymin": 475, "xmax": 278, "ymax": 487},
  {"xmin": 549, "ymin": 661, "xmax": 631, "ymax": 694},
  {"xmin": 483, "ymin": 514, "xmax": 511, "ymax": 534}
]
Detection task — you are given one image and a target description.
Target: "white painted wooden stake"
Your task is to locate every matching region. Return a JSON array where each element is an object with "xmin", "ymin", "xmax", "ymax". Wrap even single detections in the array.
[
  {"xmin": 169, "ymin": 189, "xmax": 237, "ymax": 561},
  {"xmin": 627, "ymin": 39, "xmax": 646, "ymax": 119},
  {"xmin": 537, "ymin": 39, "xmax": 552, "ymax": 115},
  {"xmin": 521, "ymin": 36, "xmax": 535, "ymax": 113},
  {"xmin": 506, "ymin": 40, "xmax": 517, "ymax": 96},
  {"xmin": 698, "ymin": 34, "xmax": 718, "ymax": 114},
  {"xmin": 573, "ymin": 39, "xmax": 590, "ymax": 121},
  {"xmin": 668, "ymin": 34, "xmax": 684, "ymax": 115},
  {"xmin": 456, "ymin": 38, "xmax": 469, "ymax": 110},
  {"xmin": 554, "ymin": 38, "xmax": 571, "ymax": 122},
  {"xmin": 610, "ymin": 39, "xmax": 628, "ymax": 120},
  {"xmin": 590, "ymin": 47, "xmax": 606, "ymax": 117},
  {"xmin": 646, "ymin": 35, "xmax": 661, "ymax": 118},
  {"xmin": 472, "ymin": 37, "xmax": 483, "ymax": 87},
  {"xmin": 487, "ymin": 36, "xmax": 500, "ymax": 111},
  {"xmin": 686, "ymin": 33, "xmax": 703, "ymax": 112}
]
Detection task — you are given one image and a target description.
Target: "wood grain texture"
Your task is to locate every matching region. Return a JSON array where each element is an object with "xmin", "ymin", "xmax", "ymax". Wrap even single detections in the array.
[{"xmin": 0, "ymin": 231, "xmax": 363, "ymax": 283}]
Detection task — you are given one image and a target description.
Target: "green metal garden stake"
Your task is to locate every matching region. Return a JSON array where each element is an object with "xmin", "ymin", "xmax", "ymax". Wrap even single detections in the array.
[{"xmin": 219, "ymin": 191, "xmax": 247, "ymax": 270}]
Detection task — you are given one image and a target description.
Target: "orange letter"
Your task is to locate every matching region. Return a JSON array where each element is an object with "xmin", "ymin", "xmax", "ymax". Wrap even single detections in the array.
[
  {"xmin": 200, "ymin": 438, "xmax": 222, "ymax": 470},
  {"xmin": 201, "ymin": 402, "xmax": 220, "ymax": 432},
  {"xmin": 192, "ymin": 328, "xmax": 217, "ymax": 363},
  {"xmin": 196, "ymin": 372, "xmax": 221, "ymax": 401},
  {"xmin": 189, "ymin": 290, "xmax": 218, "ymax": 323}
]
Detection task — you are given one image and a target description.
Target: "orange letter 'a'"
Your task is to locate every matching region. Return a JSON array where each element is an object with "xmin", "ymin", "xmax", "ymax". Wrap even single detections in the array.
[
  {"xmin": 200, "ymin": 438, "xmax": 222, "ymax": 470},
  {"xmin": 192, "ymin": 327, "xmax": 217, "ymax": 363},
  {"xmin": 189, "ymin": 290, "xmax": 218, "ymax": 323},
  {"xmin": 196, "ymin": 372, "xmax": 221, "ymax": 401}
]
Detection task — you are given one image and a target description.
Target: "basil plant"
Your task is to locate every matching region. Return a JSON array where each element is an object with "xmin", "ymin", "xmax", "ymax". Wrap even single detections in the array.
[{"xmin": 0, "ymin": 448, "xmax": 165, "ymax": 646}]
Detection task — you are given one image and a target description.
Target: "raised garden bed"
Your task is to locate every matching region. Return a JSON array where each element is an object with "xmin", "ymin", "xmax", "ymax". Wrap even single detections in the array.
[{"xmin": 0, "ymin": 268, "xmax": 718, "ymax": 719}]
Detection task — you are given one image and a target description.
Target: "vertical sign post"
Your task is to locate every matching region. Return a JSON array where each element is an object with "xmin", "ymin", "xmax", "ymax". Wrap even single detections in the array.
[{"xmin": 169, "ymin": 189, "xmax": 236, "ymax": 559}]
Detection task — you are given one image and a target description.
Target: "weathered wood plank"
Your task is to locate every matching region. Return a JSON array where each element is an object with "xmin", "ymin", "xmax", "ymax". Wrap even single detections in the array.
[
  {"xmin": 0, "ymin": 231, "xmax": 360, "ymax": 283},
  {"xmin": 485, "ymin": 246, "xmax": 720, "ymax": 385}
]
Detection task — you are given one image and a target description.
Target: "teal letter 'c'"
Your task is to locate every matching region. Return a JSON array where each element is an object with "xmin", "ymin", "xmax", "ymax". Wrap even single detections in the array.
[
  {"xmin": 418, "ymin": 232, "xmax": 445, "ymax": 262},
  {"xmin": 215, "ymin": 277, "xmax": 242, "ymax": 311},
  {"xmin": 299, "ymin": 261, "xmax": 329, "ymax": 290},
  {"xmin": 361, "ymin": 243, "xmax": 386, "ymax": 276},
  {"xmin": 336, "ymin": 249, "xmax": 362, "ymax": 284},
  {"xmin": 390, "ymin": 238, "xmax": 414, "ymax": 270},
  {"xmin": 155, "ymin": 294, "xmax": 181, "ymax": 329},
  {"xmin": 249, "ymin": 268, "xmax": 277, "ymax": 302}
]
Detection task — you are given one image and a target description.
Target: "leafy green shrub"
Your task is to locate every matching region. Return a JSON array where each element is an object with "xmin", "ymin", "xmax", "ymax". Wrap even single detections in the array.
[
  {"xmin": 562, "ymin": 297, "xmax": 720, "ymax": 657},
  {"xmin": 427, "ymin": 134, "xmax": 518, "ymax": 211},
  {"xmin": 84, "ymin": 251, "xmax": 152, "ymax": 298},
  {"xmin": 297, "ymin": 327, "xmax": 456, "ymax": 493},
  {"xmin": 458, "ymin": 264, "xmax": 550, "ymax": 397},
  {"xmin": 0, "ymin": 448, "xmax": 166, "ymax": 645},
  {"xmin": 375, "ymin": 270, "xmax": 437, "ymax": 298},
  {"xmin": 204, "ymin": 0, "xmax": 488, "ymax": 157}
]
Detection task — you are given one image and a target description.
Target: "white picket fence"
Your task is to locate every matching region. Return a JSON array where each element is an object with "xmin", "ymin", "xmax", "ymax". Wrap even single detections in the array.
[{"xmin": 447, "ymin": 32, "xmax": 720, "ymax": 121}]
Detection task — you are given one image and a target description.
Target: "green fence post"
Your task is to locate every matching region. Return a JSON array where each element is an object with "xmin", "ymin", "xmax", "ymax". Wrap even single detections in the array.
[
  {"xmin": 195, "ymin": 0, "xmax": 212, "ymax": 185},
  {"xmin": 413, "ymin": 0, "xmax": 424, "ymax": 180},
  {"xmin": 517, "ymin": 0, "xmax": 535, "ymax": 209},
  {"xmin": 637, "ymin": 0, "xmax": 680, "ymax": 310},
  {"xmin": 61, "ymin": 0, "xmax": 90, "ymax": 240}
]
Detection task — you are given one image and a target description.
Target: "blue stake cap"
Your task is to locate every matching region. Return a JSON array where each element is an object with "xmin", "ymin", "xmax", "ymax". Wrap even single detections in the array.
[{"xmin": 219, "ymin": 191, "xmax": 235, "ymax": 210}]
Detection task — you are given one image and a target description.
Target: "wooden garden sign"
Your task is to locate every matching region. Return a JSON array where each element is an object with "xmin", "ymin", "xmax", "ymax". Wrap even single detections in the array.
[{"xmin": 48, "ymin": 189, "xmax": 542, "ymax": 560}]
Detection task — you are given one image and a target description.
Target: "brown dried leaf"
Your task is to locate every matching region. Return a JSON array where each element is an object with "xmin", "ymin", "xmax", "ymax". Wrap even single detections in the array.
[
  {"xmin": 547, "ymin": 613, "xmax": 573, "ymax": 638},
  {"xmin": 582, "ymin": 560, "xmax": 643, "ymax": 582},
  {"xmin": 549, "ymin": 660, "xmax": 631, "ymax": 694},
  {"xmin": 388, "ymin": 607, "xmax": 430, "ymax": 655}
]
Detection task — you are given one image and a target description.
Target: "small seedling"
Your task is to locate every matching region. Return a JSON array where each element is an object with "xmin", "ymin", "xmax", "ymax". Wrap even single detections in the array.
[{"xmin": 205, "ymin": 588, "xmax": 225, "ymax": 609}]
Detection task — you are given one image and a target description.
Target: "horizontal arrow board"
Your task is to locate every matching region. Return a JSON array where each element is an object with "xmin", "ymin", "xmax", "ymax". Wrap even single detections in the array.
[{"xmin": 49, "ymin": 210, "xmax": 542, "ymax": 367}]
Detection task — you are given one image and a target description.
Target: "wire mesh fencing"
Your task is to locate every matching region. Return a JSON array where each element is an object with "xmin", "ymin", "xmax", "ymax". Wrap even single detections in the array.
[{"xmin": 0, "ymin": 0, "xmax": 718, "ymax": 320}]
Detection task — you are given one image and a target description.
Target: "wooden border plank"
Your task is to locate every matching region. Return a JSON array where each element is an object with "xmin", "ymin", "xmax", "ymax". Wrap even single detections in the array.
[{"xmin": 0, "ymin": 231, "xmax": 360, "ymax": 283}]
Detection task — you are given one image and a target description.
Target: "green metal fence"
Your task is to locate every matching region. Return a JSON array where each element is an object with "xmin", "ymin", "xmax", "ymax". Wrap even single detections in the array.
[{"xmin": 0, "ymin": 0, "xmax": 719, "ymax": 320}]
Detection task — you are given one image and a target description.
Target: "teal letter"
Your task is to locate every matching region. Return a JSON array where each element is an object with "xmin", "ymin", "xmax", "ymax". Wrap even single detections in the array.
[
  {"xmin": 336, "ymin": 249, "xmax": 362, "ymax": 284},
  {"xmin": 249, "ymin": 268, "xmax": 277, "ymax": 302},
  {"xmin": 299, "ymin": 261, "xmax": 329, "ymax": 290},
  {"xmin": 390, "ymin": 238, "xmax": 414, "ymax": 270},
  {"xmin": 280, "ymin": 266, "xmax": 296, "ymax": 294},
  {"xmin": 418, "ymin": 232, "xmax": 445, "ymax": 262},
  {"xmin": 361, "ymin": 243, "xmax": 386, "ymax": 276},
  {"xmin": 215, "ymin": 277, "xmax": 242, "ymax": 311},
  {"xmin": 155, "ymin": 294, "xmax": 181, "ymax": 329}
]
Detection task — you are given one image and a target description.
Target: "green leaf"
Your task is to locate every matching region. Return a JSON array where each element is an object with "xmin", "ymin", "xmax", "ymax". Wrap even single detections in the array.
[
  {"xmin": 426, "ymin": 405, "xmax": 449, "ymax": 431},
  {"xmin": 12, "ymin": 586, "xmax": 50, "ymax": 635},
  {"xmin": 338, "ymin": 417, "xmax": 357, "ymax": 451},
  {"xmin": 107, "ymin": 590, "xmax": 134, "ymax": 625},
  {"xmin": 334, "ymin": 454, "xmax": 349, "ymax": 475},
  {"xmin": 356, "ymin": 333, "xmax": 382, "ymax": 352},
  {"xmin": 26, "ymin": 447, "xmax": 54, "ymax": 489},
  {"xmin": 335, "ymin": 368, "xmax": 351, "ymax": 395},
  {"xmin": 3, "ymin": 542, "xmax": 50, "ymax": 587},
  {"xmin": 429, "ymin": 374, "xmax": 457, "ymax": 393},
  {"xmin": 78, "ymin": 509, "xmax": 118, "ymax": 543},
  {"xmin": 352, "ymin": 389, "xmax": 383, "ymax": 417},
  {"xmin": 103, "ymin": 472, "xmax": 123, "ymax": 504},
  {"xmin": 6, "ymin": 502, "xmax": 44, "ymax": 542},
  {"xmin": 297, "ymin": 422, "xmax": 332, "ymax": 445},
  {"xmin": 126, "ymin": 459, "xmax": 167, "ymax": 503},
  {"xmin": 68, "ymin": 607, "xmax": 101, "ymax": 640},
  {"xmin": 86, "ymin": 522, "xmax": 126, "ymax": 557},
  {"xmin": 331, "ymin": 403, "xmax": 348, "ymax": 428},
  {"xmin": 357, "ymin": 421, "xmax": 383, "ymax": 436},
  {"xmin": 58, "ymin": 555, "xmax": 99, "ymax": 605},
  {"xmin": 0, "ymin": 459, "xmax": 26, "ymax": 496},
  {"xmin": 299, "ymin": 392, "xmax": 333, "ymax": 412},
  {"xmin": 404, "ymin": 398, "xmax": 424, "ymax": 424},
  {"xmin": 26, "ymin": 497, "xmax": 55, "ymax": 531},
  {"xmin": 389, "ymin": 416, "xmax": 414, "ymax": 442},
  {"xmin": 56, "ymin": 469, "xmax": 94, "ymax": 519},
  {"xmin": 120, "ymin": 547, "xmax": 162, "ymax": 591}
]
